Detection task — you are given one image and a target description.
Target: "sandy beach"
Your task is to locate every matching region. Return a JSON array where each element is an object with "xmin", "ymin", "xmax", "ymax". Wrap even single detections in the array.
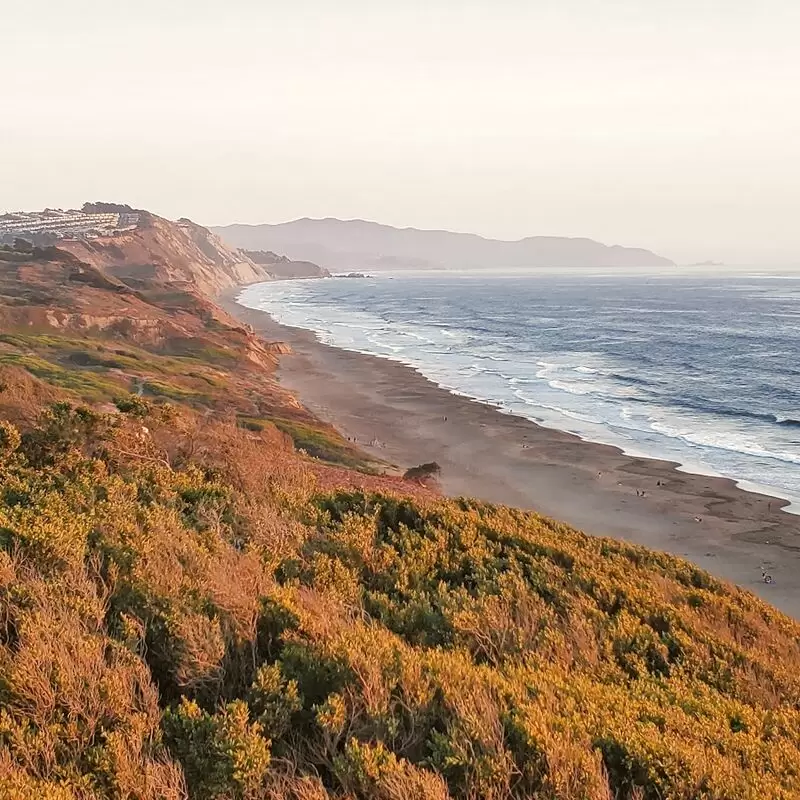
[{"xmin": 221, "ymin": 286, "xmax": 800, "ymax": 618}]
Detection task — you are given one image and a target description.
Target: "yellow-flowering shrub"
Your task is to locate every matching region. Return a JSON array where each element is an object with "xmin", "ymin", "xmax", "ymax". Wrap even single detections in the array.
[{"xmin": 1, "ymin": 395, "xmax": 800, "ymax": 799}]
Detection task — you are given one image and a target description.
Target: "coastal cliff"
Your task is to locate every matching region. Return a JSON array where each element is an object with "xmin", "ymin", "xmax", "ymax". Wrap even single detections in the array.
[
  {"xmin": 59, "ymin": 212, "xmax": 274, "ymax": 297},
  {"xmin": 0, "ymin": 205, "xmax": 799, "ymax": 800},
  {"xmin": 243, "ymin": 248, "xmax": 331, "ymax": 279}
]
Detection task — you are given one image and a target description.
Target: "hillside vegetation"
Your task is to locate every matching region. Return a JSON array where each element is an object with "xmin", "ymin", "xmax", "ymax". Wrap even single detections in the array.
[{"xmin": 1, "ymin": 214, "xmax": 799, "ymax": 799}]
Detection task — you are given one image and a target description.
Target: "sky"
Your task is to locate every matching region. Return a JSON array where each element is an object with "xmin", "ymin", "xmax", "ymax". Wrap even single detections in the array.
[{"xmin": 2, "ymin": 0, "xmax": 799, "ymax": 265}]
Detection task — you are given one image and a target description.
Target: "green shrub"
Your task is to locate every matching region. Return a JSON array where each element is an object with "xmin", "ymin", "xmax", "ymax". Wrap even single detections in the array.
[
  {"xmin": 403, "ymin": 462, "xmax": 441, "ymax": 483},
  {"xmin": 163, "ymin": 698, "xmax": 270, "ymax": 800}
]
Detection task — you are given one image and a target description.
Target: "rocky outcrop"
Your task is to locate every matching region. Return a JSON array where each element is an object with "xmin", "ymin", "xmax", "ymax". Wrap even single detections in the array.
[
  {"xmin": 263, "ymin": 341, "xmax": 293, "ymax": 355},
  {"xmin": 242, "ymin": 249, "xmax": 330, "ymax": 279},
  {"xmin": 44, "ymin": 310, "xmax": 163, "ymax": 334}
]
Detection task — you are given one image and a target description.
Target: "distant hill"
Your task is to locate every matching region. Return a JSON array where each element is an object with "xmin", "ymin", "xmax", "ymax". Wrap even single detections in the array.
[{"xmin": 212, "ymin": 218, "xmax": 674, "ymax": 270}]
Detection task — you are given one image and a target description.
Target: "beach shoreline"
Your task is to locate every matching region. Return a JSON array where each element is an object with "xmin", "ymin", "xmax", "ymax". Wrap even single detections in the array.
[{"xmin": 220, "ymin": 284, "xmax": 800, "ymax": 617}]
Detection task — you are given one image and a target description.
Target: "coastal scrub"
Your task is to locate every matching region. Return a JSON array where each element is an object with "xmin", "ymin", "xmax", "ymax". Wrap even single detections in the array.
[{"xmin": 0, "ymin": 375, "xmax": 799, "ymax": 799}]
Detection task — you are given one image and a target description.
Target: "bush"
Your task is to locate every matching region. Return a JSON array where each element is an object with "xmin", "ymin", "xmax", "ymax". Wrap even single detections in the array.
[
  {"xmin": 163, "ymin": 699, "xmax": 270, "ymax": 800},
  {"xmin": 403, "ymin": 462, "xmax": 441, "ymax": 483},
  {"xmin": 114, "ymin": 394, "xmax": 151, "ymax": 417},
  {"xmin": 0, "ymin": 421, "xmax": 21, "ymax": 453}
]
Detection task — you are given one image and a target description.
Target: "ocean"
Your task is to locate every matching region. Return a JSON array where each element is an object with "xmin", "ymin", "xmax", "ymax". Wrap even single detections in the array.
[{"xmin": 238, "ymin": 268, "xmax": 800, "ymax": 511}]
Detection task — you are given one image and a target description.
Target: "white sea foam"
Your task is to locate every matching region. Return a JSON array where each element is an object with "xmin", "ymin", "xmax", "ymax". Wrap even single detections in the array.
[{"xmin": 648, "ymin": 420, "xmax": 800, "ymax": 466}]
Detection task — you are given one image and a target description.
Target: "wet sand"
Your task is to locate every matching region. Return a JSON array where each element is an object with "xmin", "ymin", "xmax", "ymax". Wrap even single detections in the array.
[{"xmin": 221, "ymin": 287, "xmax": 800, "ymax": 618}]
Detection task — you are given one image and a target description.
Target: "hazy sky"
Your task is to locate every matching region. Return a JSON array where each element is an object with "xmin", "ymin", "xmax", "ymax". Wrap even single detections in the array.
[{"xmin": 3, "ymin": 1, "xmax": 799, "ymax": 264}]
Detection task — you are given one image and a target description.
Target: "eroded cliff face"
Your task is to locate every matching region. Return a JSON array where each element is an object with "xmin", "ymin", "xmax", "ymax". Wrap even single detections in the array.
[
  {"xmin": 0, "ymin": 210, "xmax": 292, "ymax": 383},
  {"xmin": 59, "ymin": 213, "xmax": 273, "ymax": 297}
]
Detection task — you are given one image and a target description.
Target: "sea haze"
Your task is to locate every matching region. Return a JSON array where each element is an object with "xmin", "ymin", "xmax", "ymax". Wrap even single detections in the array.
[{"xmin": 238, "ymin": 269, "xmax": 800, "ymax": 511}]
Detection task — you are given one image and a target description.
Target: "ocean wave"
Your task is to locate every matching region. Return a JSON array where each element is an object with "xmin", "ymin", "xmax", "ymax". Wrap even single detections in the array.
[
  {"xmin": 546, "ymin": 379, "xmax": 594, "ymax": 396},
  {"xmin": 662, "ymin": 396, "xmax": 800, "ymax": 429},
  {"xmin": 511, "ymin": 392, "xmax": 604, "ymax": 426},
  {"xmin": 533, "ymin": 365, "xmax": 651, "ymax": 404},
  {"xmin": 648, "ymin": 420, "xmax": 800, "ymax": 466},
  {"xmin": 438, "ymin": 328, "xmax": 471, "ymax": 343},
  {"xmin": 608, "ymin": 372, "xmax": 655, "ymax": 388}
]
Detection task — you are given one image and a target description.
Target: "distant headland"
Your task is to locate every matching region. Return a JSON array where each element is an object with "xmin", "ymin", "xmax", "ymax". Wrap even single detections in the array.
[{"xmin": 212, "ymin": 217, "xmax": 674, "ymax": 271}]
